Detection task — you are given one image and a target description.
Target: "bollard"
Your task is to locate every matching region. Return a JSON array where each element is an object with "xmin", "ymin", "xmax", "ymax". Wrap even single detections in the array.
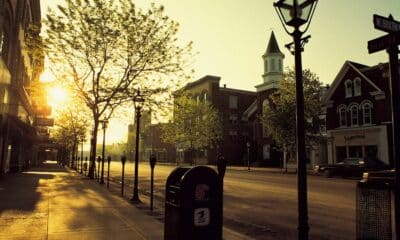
[
  {"xmin": 121, "ymin": 156, "xmax": 127, "ymax": 196},
  {"xmin": 107, "ymin": 156, "xmax": 111, "ymax": 189},
  {"xmin": 97, "ymin": 156, "xmax": 101, "ymax": 182},
  {"xmin": 150, "ymin": 154, "xmax": 157, "ymax": 211}
]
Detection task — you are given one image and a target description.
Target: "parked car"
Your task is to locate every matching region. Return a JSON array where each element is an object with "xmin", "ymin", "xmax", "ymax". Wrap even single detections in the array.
[{"xmin": 314, "ymin": 157, "xmax": 390, "ymax": 178}]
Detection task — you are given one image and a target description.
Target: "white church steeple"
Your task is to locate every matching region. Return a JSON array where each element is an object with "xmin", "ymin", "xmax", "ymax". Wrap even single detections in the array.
[{"xmin": 256, "ymin": 31, "xmax": 284, "ymax": 93}]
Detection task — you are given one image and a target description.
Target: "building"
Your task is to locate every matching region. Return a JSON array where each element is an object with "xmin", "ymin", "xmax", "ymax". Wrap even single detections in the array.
[
  {"xmin": 176, "ymin": 75, "xmax": 257, "ymax": 165},
  {"xmin": 243, "ymin": 31, "xmax": 285, "ymax": 166},
  {"xmin": 0, "ymin": 0, "xmax": 47, "ymax": 175},
  {"xmin": 323, "ymin": 61, "xmax": 393, "ymax": 166}
]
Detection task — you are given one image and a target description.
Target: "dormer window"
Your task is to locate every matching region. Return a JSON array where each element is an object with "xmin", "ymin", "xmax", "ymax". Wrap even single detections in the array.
[
  {"xmin": 349, "ymin": 104, "xmax": 359, "ymax": 126},
  {"xmin": 345, "ymin": 80, "xmax": 352, "ymax": 98},
  {"xmin": 354, "ymin": 78, "xmax": 361, "ymax": 96},
  {"xmin": 362, "ymin": 101, "xmax": 373, "ymax": 125},
  {"xmin": 338, "ymin": 105, "xmax": 347, "ymax": 127}
]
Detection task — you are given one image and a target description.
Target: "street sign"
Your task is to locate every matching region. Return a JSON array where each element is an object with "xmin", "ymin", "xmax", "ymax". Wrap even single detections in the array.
[
  {"xmin": 374, "ymin": 14, "xmax": 400, "ymax": 33},
  {"xmin": 368, "ymin": 31, "xmax": 400, "ymax": 54}
]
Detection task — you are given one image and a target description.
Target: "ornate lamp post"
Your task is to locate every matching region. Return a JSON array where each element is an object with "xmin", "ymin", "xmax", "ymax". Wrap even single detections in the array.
[
  {"xmin": 99, "ymin": 119, "xmax": 108, "ymax": 184},
  {"xmin": 273, "ymin": 1, "xmax": 318, "ymax": 239},
  {"xmin": 131, "ymin": 89, "xmax": 145, "ymax": 202}
]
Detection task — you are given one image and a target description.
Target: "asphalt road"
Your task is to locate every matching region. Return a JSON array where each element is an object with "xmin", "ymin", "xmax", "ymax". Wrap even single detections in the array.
[{"xmin": 97, "ymin": 161, "xmax": 357, "ymax": 240}]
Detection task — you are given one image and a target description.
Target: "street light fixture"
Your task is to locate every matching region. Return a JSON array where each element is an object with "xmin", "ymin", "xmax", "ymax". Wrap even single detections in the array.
[
  {"xmin": 273, "ymin": 1, "xmax": 318, "ymax": 239},
  {"xmin": 99, "ymin": 119, "xmax": 108, "ymax": 184},
  {"xmin": 131, "ymin": 89, "xmax": 145, "ymax": 202}
]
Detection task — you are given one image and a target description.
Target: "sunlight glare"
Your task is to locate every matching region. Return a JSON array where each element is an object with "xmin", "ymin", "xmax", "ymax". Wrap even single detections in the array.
[
  {"xmin": 40, "ymin": 70, "xmax": 56, "ymax": 83},
  {"xmin": 47, "ymin": 86, "xmax": 68, "ymax": 108}
]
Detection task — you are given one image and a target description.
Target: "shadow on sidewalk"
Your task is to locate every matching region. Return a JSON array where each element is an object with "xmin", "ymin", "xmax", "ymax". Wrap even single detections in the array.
[{"xmin": 0, "ymin": 161, "xmax": 63, "ymax": 214}]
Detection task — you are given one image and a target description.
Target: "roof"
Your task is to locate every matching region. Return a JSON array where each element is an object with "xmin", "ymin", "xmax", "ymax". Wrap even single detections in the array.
[
  {"xmin": 322, "ymin": 61, "xmax": 384, "ymax": 103},
  {"xmin": 184, "ymin": 75, "xmax": 220, "ymax": 89},
  {"xmin": 265, "ymin": 31, "xmax": 282, "ymax": 55}
]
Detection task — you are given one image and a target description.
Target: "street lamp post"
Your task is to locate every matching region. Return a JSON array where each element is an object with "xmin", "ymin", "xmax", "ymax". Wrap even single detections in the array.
[
  {"xmin": 80, "ymin": 138, "xmax": 84, "ymax": 174},
  {"xmin": 131, "ymin": 89, "xmax": 145, "ymax": 202},
  {"xmin": 246, "ymin": 141, "xmax": 251, "ymax": 171},
  {"xmin": 99, "ymin": 119, "xmax": 108, "ymax": 184},
  {"xmin": 273, "ymin": 1, "xmax": 318, "ymax": 239}
]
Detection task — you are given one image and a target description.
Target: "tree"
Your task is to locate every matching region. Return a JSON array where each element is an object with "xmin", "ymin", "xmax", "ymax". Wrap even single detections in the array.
[
  {"xmin": 262, "ymin": 68, "xmax": 324, "ymax": 158},
  {"xmin": 51, "ymin": 107, "xmax": 90, "ymax": 167},
  {"xmin": 44, "ymin": 0, "xmax": 192, "ymax": 178},
  {"xmin": 161, "ymin": 95, "xmax": 222, "ymax": 164}
]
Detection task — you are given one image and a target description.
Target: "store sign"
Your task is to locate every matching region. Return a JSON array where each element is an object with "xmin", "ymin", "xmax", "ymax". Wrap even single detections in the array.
[{"xmin": 35, "ymin": 117, "xmax": 54, "ymax": 126}]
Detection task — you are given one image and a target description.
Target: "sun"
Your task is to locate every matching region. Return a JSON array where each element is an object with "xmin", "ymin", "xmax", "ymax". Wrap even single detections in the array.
[{"xmin": 47, "ymin": 86, "xmax": 68, "ymax": 108}]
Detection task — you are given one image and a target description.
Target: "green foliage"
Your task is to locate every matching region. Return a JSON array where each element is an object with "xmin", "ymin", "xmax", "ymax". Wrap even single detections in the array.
[
  {"xmin": 44, "ymin": 0, "xmax": 192, "ymax": 166},
  {"xmin": 262, "ymin": 68, "xmax": 324, "ymax": 153},
  {"xmin": 51, "ymin": 107, "xmax": 90, "ymax": 151},
  {"xmin": 161, "ymin": 95, "xmax": 222, "ymax": 152}
]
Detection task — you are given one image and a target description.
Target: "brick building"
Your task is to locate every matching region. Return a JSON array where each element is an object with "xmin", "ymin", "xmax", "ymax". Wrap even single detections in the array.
[
  {"xmin": 175, "ymin": 75, "xmax": 257, "ymax": 165},
  {"xmin": 323, "ymin": 61, "xmax": 394, "ymax": 166},
  {"xmin": 0, "ymin": 0, "xmax": 47, "ymax": 175}
]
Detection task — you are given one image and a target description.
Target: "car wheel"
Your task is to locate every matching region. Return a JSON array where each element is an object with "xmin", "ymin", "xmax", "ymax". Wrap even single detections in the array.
[{"xmin": 323, "ymin": 170, "xmax": 332, "ymax": 178}]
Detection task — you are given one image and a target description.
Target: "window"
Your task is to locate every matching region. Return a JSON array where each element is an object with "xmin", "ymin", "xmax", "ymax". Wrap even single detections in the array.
[
  {"xmin": 264, "ymin": 60, "xmax": 268, "ymax": 73},
  {"xmin": 1, "ymin": 12, "xmax": 11, "ymax": 63},
  {"xmin": 278, "ymin": 59, "xmax": 282, "ymax": 71},
  {"xmin": 203, "ymin": 92, "xmax": 207, "ymax": 103},
  {"xmin": 270, "ymin": 59, "xmax": 275, "ymax": 72},
  {"xmin": 229, "ymin": 130, "xmax": 238, "ymax": 140},
  {"xmin": 338, "ymin": 105, "xmax": 347, "ymax": 127},
  {"xmin": 229, "ymin": 96, "xmax": 238, "ymax": 109},
  {"xmin": 362, "ymin": 102, "xmax": 372, "ymax": 125},
  {"xmin": 345, "ymin": 80, "xmax": 352, "ymax": 98},
  {"xmin": 354, "ymin": 78, "xmax": 361, "ymax": 96},
  {"xmin": 350, "ymin": 104, "xmax": 359, "ymax": 126},
  {"xmin": 229, "ymin": 114, "xmax": 238, "ymax": 124}
]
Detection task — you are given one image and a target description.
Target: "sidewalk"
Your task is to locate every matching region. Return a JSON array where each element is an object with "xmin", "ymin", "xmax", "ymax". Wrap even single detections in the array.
[{"xmin": 0, "ymin": 161, "xmax": 250, "ymax": 240}]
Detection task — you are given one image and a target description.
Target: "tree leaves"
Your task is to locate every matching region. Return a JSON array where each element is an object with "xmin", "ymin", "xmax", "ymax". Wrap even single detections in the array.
[{"xmin": 262, "ymin": 68, "xmax": 324, "ymax": 153}]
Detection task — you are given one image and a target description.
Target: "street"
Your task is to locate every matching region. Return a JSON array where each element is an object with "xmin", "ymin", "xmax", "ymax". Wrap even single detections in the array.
[{"xmin": 100, "ymin": 161, "xmax": 357, "ymax": 240}]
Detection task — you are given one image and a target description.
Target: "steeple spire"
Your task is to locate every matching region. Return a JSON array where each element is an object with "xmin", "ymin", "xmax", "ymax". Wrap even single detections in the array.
[
  {"xmin": 255, "ymin": 31, "xmax": 285, "ymax": 93},
  {"xmin": 265, "ymin": 31, "xmax": 283, "ymax": 55}
]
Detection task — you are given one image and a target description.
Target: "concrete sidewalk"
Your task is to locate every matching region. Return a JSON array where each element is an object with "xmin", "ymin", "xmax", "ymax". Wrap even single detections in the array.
[{"xmin": 0, "ymin": 161, "xmax": 250, "ymax": 240}]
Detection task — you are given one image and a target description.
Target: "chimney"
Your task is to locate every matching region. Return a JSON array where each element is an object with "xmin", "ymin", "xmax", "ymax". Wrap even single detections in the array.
[{"xmin": 223, "ymin": 84, "xmax": 226, "ymax": 88}]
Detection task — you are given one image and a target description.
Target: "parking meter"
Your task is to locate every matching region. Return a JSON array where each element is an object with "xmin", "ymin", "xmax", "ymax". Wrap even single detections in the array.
[
  {"xmin": 121, "ymin": 156, "xmax": 127, "ymax": 165},
  {"xmin": 216, "ymin": 154, "xmax": 227, "ymax": 179},
  {"xmin": 150, "ymin": 154, "xmax": 157, "ymax": 169},
  {"xmin": 121, "ymin": 156, "xmax": 127, "ymax": 196}
]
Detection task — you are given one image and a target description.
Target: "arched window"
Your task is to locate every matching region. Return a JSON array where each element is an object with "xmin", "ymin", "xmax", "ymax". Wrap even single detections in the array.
[
  {"xmin": 345, "ymin": 79, "xmax": 352, "ymax": 98},
  {"xmin": 354, "ymin": 78, "xmax": 361, "ymax": 96},
  {"xmin": 362, "ymin": 101, "xmax": 373, "ymax": 125},
  {"xmin": 262, "ymin": 99, "xmax": 270, "ymax": 137},
  {"xmin": 203, "ymin": 92, "xmax": 207, "ymax": 103},
  {"xmin": 264, "ymin": 59, "xmax": 268, "ymax": 73},
  {"xmin": 337, "ymin": 105, "xmax": 347, "ymax": 127},
  {"xmin": 349, "ymin": 104, "xmax": 359, "ymax": 126}
]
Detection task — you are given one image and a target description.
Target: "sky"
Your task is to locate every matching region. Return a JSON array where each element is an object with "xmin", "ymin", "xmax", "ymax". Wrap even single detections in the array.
[{"xmin": 41, "ymin": 0, "xmax": 400, "ymax": 143}]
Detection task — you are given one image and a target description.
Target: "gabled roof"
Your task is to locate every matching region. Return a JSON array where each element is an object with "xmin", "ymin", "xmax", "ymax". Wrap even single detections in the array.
[
  {"xmin": 322, "ymin": 61, "xmax": 384, "ymax": 103},
  {"xmin": 264, "ymin": 31, "xmax": 282, "ymax": 55}
]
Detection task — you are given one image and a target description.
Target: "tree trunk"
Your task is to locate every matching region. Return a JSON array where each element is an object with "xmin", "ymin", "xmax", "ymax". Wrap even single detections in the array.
[{"xmin": 88, "ymin": 119, "xmax": 99, "ymax": 179}]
